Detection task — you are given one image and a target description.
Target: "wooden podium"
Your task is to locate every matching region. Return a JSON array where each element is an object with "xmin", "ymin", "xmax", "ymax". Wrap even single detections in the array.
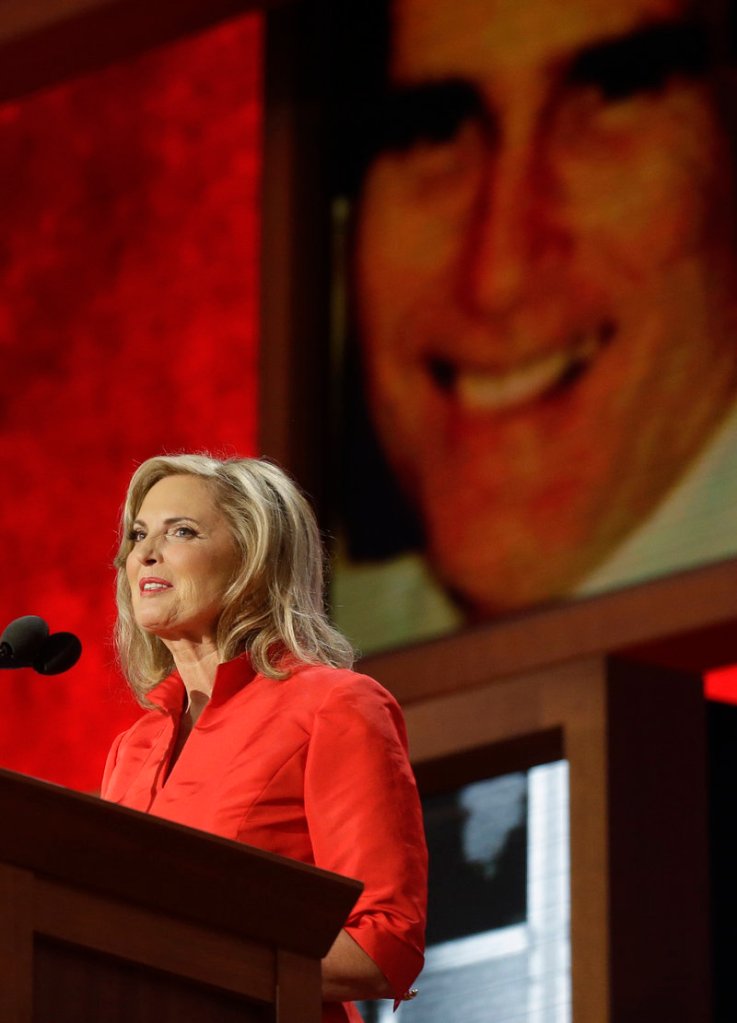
[{"xmin": 0, "ymin": 768, "xmax": 362, "ymax": 1023}]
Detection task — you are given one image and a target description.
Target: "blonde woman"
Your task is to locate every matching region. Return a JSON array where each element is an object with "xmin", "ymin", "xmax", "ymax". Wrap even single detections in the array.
[{"xmin": 101, "ymin": 454, "xmax": 427, "ymax": 1023}]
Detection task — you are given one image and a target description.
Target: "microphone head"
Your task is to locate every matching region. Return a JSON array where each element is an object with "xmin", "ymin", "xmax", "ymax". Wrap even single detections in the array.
[
  {"xmin": 0, "ymin": 615, "xmax": 49, "ymax": 664},
  {"xmin": 34, "ymin": 632, "xmax": 82, "ymax": 676}
]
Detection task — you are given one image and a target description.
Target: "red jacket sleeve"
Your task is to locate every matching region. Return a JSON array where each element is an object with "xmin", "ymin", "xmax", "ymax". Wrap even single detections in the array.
[{"xmin": 304, "ymin": 673, "xmax": 427, "ymax": 1002}]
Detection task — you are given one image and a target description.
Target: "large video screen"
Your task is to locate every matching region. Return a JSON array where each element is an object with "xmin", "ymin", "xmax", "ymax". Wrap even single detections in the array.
[
  {"xmin": 328, "ymin": 0, "xmax": 737, "ymax": 654},
  {"xmin": 358, "ymin": 761, "xmax": 570, "ymax": 1022}
]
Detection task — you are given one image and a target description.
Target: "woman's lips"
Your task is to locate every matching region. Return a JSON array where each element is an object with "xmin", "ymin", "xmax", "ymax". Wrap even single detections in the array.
[
  {"xmin": 139, "ymin": 578, "xmax": 172, "ymax": 594},
  {"xmin": 426, "ymin": 322, "xmax": 615, "ymax": 413}
]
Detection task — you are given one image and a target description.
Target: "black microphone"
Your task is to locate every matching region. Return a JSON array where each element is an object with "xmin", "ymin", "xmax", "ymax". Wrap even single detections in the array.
[
  {"xmin": 0, "ymin": 615, "xmax": 49, "ymax": 667},
  {"xmin": 35, "ymin": 632, "xmax": 82, "ymax": 676},
  {"xmin": 0, "ymin": 615, "xmax": 82, "ymax": 675}
]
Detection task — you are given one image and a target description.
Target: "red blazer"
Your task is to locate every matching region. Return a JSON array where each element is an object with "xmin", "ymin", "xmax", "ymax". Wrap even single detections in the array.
[{"xmin": 102, "ymin": 656, "xmax": 427, "ymax": 1023}]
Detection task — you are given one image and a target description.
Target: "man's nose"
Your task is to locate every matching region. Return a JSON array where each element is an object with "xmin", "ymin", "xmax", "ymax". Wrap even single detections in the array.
[{"xmin": 458, "ymin": 139, "xmax": 570, "ymax": 317}]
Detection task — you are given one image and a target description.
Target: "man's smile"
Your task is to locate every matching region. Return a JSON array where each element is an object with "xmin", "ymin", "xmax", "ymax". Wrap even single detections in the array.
[{"xmin": 425, "ymin": 321, "xmax": 615, "ymax": 414}]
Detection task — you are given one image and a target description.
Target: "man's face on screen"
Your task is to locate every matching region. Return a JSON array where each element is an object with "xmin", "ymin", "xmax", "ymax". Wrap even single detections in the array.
[{"xmin": 356, "ymin": 0, "xmax": 737, "ymax": 614}]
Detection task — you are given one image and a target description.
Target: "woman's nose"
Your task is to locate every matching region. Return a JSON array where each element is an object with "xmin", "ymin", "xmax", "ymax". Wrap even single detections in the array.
[{"xmin": 136, "ymin": 533, "xmax": 163, "ymax": 564}]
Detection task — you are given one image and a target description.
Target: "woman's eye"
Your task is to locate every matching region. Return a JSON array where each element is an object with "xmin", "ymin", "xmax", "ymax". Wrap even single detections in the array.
[{"xmin": 169, "ymin": 525, "xmax": 197, "ymax": 540}]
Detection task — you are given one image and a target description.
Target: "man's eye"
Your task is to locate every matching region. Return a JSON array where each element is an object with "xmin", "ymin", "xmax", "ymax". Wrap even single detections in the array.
[
  {"xmin": 568, "ymin": 22, "xmax": 709, "ymax": 105},
  {"xmin": 378, "ymin": 80, "xmax": 489, "ymax": 152}
]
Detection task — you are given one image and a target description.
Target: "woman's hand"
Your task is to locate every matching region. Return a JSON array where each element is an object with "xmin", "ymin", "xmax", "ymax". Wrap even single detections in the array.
[{"xmin": 321, "ymin": 929, "xmax": 393, "ymax": 1002}]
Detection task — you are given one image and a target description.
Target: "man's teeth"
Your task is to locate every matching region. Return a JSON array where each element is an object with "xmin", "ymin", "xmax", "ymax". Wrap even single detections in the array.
[
  {"xmin": 449, "ymin": 335, "xmax": 603, "ymax": 413},
  {"xmin": 458, "ymin": 351, "xmax": 567, "ymax": 411}
]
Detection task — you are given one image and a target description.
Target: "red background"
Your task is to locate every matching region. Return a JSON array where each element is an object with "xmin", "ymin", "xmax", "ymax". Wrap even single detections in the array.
[
  {"xmin": 0, "ymin": 14, "xmax": 262, "ymax": 790},
  {"xmin": 705, "ymin": 667, "xmax": 737, "ymax": 705}
]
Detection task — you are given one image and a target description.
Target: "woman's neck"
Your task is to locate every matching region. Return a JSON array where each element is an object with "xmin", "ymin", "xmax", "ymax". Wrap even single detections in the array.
[{"xmin": 164, "ymin": 640, "xmax": 221, "ymax": 708}]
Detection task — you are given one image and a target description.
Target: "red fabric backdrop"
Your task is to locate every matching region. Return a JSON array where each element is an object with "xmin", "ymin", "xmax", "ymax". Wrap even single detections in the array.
[{"xmin": 0, "ymin": 15, "xmax": 262, "ymax": 790}]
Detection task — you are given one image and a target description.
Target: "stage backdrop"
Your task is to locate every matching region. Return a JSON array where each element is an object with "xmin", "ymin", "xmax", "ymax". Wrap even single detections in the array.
[{"xmin": 0, "ymin": 14, "xmax": 262, "ymax": 790}]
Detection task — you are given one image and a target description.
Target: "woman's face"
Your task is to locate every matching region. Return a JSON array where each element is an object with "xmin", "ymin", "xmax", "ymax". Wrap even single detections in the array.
[{"xmin": 126, "ymin": 474, "xmax": 238, "ymax": 647}]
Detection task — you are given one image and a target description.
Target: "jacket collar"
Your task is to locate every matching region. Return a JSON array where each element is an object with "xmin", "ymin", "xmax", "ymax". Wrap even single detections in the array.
[{"xmin": 147, "ymin": 652, "xmax": 257, "ymax": 712}]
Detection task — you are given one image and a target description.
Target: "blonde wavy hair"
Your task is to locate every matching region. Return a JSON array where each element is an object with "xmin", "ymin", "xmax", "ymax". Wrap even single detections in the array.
[{"xmin": 114, "ymin": 453, "xmax": 354, "ymax": 702}]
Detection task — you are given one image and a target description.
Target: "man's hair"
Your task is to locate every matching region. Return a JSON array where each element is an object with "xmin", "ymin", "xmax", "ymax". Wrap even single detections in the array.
[
  {"xmin": 329, "ymin": 2, "xmax": 392, "ymax": 196},
  {"xmin": 115, "ymin": 453, "xmax": 354, "ymax": 702},
  {"xmin": 330, "ymin": 0, "xmax": 730, "ymax": 193}
]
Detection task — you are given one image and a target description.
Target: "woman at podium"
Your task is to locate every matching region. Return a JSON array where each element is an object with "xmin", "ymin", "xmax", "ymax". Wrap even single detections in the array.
[{"xmin": 101, "ymin": 453, "xmax": 427, "ymax": 1022}]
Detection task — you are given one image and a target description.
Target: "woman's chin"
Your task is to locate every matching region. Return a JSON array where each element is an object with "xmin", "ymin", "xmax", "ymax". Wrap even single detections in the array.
[{"xmin": 135, "ymin": 616, "xmax": 173, "ymax": 639}]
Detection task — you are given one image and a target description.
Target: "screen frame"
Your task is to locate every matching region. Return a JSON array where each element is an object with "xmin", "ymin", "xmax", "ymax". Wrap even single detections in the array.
[
  {"xmin": 257, "ymin": 2, "xmax": 737, "ymax": 676},
  {"xmin": 391, "ymin": 650, "xmax": 711, "ymax": 1023}
]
